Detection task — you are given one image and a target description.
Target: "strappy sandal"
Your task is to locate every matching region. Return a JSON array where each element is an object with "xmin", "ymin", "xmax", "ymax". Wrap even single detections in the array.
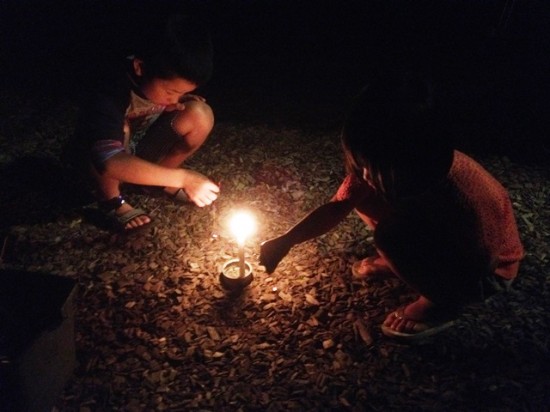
[{"xmin": 98, "ymin": 195, "xmax": 152, "ymax": 233}]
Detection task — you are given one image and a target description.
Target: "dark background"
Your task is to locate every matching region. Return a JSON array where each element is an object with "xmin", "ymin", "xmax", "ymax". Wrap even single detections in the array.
[
  {"xmin": 1, "ymin": 4, "xmax": 549, "ymax": 409},
  {"xmin": 1, "ymin": 0, "xmax": 549, "ymax": 162}
]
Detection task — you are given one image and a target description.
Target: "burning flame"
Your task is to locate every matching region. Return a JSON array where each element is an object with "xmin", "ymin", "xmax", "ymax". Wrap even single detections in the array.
[{"xmin": 229, "ymin": 210, "xmax": 256, "ymax": 245}]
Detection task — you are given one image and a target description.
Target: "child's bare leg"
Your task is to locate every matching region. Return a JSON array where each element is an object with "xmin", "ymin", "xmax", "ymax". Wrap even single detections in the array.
[
  {"xmin": 362, "ymin": 248, "xmax": 436, "ymax": 331},
  {"xmin": 95, "ymin": 169, "xmax": 151, "ymax": 229},
  {"xmin": 379, "ymin": 255, "xmax": 470, "ymax": 334},
  {"xmin": 159, "ymin": 101, "xmax": 214, "ymax": 195},
  {"xmin": 374, "ymin": 211, "xmax": 487, "ymax": 334}
]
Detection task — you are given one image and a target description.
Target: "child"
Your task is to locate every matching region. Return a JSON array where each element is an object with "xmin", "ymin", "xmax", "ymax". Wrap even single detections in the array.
[
  {"xmin": 64, "ymin": 14, "xmax": 219, "ymax": 232},
  {"xmin": 259, "ymin": 75, "xmax": 524, "ymax": 340}
]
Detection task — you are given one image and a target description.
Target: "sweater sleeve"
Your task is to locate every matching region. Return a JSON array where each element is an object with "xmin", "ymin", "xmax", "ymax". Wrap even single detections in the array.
[{"xmin": 334, "ymin": 173, "xmax": 391, "ymax": 228}]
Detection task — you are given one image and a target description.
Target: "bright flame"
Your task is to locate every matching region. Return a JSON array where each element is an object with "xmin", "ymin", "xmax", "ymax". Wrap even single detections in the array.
[{"xmin": 229, "ymin": 211, "xmax": 256, "ymax": 245}]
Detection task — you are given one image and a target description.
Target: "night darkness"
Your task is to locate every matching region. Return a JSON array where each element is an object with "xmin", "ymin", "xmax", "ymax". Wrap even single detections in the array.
[
  {"xmin": 1, "ymin": 0, "xmax": 549, "ymax": 162},
  {"xmin": 1, "ymin": 1, "xmax": 550, "ymax": 410}
]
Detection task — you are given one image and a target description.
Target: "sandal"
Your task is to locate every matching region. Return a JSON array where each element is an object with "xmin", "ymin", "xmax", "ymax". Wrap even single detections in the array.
[
  {"xmin": 167, "ymin": 188, "xmax": 190, "ymax": 204},
  {"xmin": 141, "ymin": 186, "xmax": 191, "ymax": 204},
  {"xmin": 99, "ymin": 195, "xmax": 152, "ymax": 233},
  {"xmin": 381, "ymin": 307, "xmax": 455, "ymax": 341},
  {"xmin": 351, "ymin": 256, "xmax": 393, "ymax": 279}
]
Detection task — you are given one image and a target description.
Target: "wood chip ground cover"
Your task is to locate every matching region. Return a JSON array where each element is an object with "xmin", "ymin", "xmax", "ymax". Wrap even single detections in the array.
[{"xmin": 1, "ymin": 97, "xmax": 549, "ymax": 411}]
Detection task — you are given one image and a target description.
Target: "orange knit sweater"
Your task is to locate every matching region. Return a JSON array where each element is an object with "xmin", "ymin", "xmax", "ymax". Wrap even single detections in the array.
[{"xmin": 335, "ymin": 151, "xmax": 524, "ymax": 279}]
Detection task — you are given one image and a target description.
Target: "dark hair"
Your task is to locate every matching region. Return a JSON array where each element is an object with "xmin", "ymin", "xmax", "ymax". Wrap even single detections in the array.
[
  {"xmin": 342, "ymin": 73, "xmax": 453, "ymax": 201},
  {"xmin": 136, "ymin": 14, "xmax": 213, "ymax": 85}
]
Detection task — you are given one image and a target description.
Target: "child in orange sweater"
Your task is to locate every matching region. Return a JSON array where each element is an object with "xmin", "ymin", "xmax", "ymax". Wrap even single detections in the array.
[{"xmin": 260, "ymin": 76, "xmax": 523, "ymax": 340}]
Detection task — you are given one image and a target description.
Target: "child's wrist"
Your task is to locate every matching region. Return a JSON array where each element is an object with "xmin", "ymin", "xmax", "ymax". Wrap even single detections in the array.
[
  {"xmin": 178, "ymin": 169, "xmax": 191, "ymax": 187},
  {"xmin": 282, "ymin": 232, "xmax": 297, "ymax": 248}
]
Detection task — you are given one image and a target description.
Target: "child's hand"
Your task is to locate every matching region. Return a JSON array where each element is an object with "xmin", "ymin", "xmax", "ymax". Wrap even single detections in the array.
[
  {"xmin": 260, "ymin": 236, "xmax": 291, "ymax": 274},
  {"xmin": 182, "ymin": 170, "xmax": 219, "ymax": 207}
]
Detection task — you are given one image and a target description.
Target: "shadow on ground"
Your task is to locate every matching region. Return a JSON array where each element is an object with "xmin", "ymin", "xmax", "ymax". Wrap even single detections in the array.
[{"xmin": 0, "ymin": 157, "xmax": 93, "ymax": 233}]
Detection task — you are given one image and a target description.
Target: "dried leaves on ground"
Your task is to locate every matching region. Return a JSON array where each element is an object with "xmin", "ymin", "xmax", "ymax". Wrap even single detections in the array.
[{"xmin": 1, "ymin": 96, "xmax": 549, "ymax": 411}]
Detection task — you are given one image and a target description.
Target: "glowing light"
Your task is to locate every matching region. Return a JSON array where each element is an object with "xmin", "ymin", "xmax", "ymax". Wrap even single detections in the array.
[
  {"xmin": 228, "ymin": 210, "xmax": 256, "ymax": 278},
  {"xmin": 229, "ymin": 211, "xmax": 256, "ymax": 246}
]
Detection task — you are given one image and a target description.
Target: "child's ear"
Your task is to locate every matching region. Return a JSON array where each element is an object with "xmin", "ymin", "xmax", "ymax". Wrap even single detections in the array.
[{"xmin": 133, "ymin": 58, "xmax": 145, "ymax": 77}]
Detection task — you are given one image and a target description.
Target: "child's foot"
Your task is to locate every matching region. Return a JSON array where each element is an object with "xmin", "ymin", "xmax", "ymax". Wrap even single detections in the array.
[
  {"xmin": 115, "ymin": 202, "xmax": 151, "ymax": 230},
  {"xmin": 381, "ymin": 296, "xmax": 455, "ymax": 340},
  {"xmin": 99, "ymin": 195, "xmax": 151, "ymax": 232},
  {"xmin": 351, "ymin": 255, "xmax": 393, "ymax": 279}
]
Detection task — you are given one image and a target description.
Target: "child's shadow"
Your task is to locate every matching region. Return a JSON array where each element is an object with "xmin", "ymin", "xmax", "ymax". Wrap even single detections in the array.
[{"xmin": 0, "ymin": 156, "xmax": 93, "ymax": 232}]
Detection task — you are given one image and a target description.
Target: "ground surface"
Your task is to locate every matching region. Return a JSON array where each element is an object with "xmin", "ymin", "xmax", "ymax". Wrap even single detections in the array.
[
  {"xmin": 1, "ymin": 88, "xmax": 549, "ymax": 411},
  {"xmin": 1, "ymin": 1, "xmax": 550, "ymax": 411}
]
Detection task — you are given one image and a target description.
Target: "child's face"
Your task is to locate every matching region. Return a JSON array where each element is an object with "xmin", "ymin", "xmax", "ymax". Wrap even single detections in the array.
[
  {"xmin": 140, "ymin": 77, "xmax": 197, "ymax": 106},
  {"xmin": 132, "ymin": 58, "xmax": 198, "ymax": 106}
]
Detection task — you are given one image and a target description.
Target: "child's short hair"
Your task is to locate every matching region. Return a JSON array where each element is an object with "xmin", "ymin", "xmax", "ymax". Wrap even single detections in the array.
[
  {"xmin": 136, "ymin": 14, "xmax": 213, "ymax": 85},
  {"xmin": 342, "ymin": 73, "xmax": 453, "ymax": 201}
]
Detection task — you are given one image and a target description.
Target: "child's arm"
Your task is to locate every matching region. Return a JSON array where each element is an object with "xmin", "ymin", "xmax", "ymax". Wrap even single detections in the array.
[
  {"xmin": 103, "ymin": 152, "xmax": 219, "ymax": 206},
  {"xmin": 260, "ymin": 198, "xmax": 355, "ymax": 273}
]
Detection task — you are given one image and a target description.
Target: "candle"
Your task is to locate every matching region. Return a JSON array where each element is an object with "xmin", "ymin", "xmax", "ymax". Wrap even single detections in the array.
[
  {"xmin": 238, "ymin": 242, "xmax": 246, "ymax": 278},
  {"xmin": 229, "ymin": 211, "xmax": 256, "ymax": 279}
]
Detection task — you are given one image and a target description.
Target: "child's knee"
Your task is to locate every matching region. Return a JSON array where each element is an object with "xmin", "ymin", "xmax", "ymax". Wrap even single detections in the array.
[{"xmin": 171, "ymin": 100, "xmax": 214, "ymax": 136}]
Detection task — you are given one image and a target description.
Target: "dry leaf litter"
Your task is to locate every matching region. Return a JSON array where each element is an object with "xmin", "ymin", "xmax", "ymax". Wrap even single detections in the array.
[{"xmin": 0, "ymin": 94, "xmax": 549, "ymax": 411}]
